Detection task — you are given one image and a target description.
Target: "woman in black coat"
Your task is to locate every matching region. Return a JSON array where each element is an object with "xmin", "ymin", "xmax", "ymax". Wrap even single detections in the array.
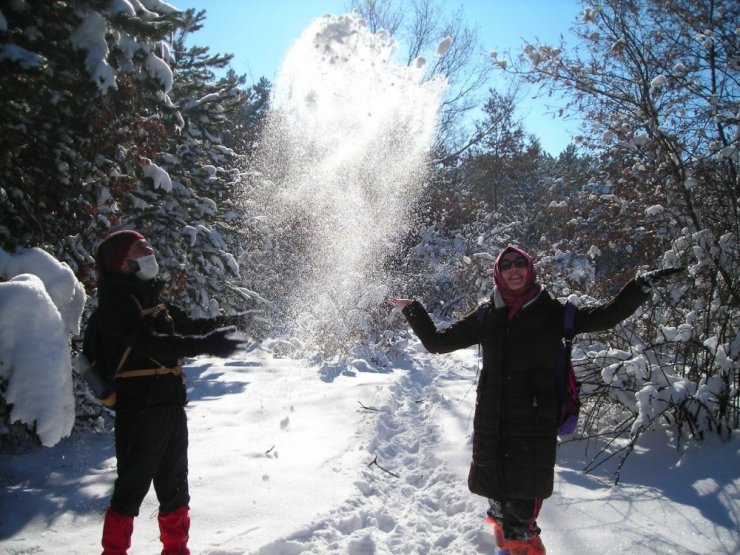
[
  {"xmin": 388, "ymin": 245, "xmax": 681, "ymax": 554},
  {"xmin": 94, "ymin": 230, "xmax": 244, "ymax": 555}
]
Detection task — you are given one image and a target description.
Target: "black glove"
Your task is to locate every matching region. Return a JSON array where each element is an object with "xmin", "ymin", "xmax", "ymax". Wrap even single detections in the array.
[
  {"xmin": 193, "ymin": 327, "xmax": 244, "ymax": 358},
  {"xmin": 635, "ymin": 267, "xmax": 685, "ymax": 292}
]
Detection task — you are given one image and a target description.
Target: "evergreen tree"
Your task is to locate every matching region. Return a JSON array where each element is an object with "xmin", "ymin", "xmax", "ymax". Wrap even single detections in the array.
[
  {"xmin": 0, "ymin": 0, "xmax": 187, "ymax": 280},
  {"xmin": 0, "ymin": 4, "xmax": 270, "ymax": 313},
  {"xmin": 466, "ymin": 89, "xmax": 542, "ymax": 209},
  {"xmin": 140, "ymin": 8, "xmax": 254, "ymax": 317}
]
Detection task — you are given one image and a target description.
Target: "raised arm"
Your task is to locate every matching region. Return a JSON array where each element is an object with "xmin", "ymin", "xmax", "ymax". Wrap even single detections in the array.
[
  {"xmin": 575, "ymin": 268, "xmax": 684, "ymax": 334},
  {"xmin": 393, "ymin": 299, "xmax": 480, "ymax": 354}
]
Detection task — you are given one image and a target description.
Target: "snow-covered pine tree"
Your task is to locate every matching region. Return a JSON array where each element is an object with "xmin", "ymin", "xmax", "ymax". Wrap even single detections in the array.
[
  {"xmin": 129, "ymin": 8, "xmax": 263, "ymax": 318},
  {"xmin": 0, "ymin": 2, "xmax": 271, "ymax": 312},
  {"xmin": 0, "ymin": 0, "xmax": 184, "ymax": 275}
]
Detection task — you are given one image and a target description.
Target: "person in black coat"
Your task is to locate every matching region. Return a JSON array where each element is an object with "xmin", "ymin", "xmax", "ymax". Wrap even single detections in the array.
[
  {"xmin": 95, "ymin": 230, "xmax": 245, "ymax": 555},
  {"xmin": 388, "ymin": 245, "xmax": 681, "ymax": 554}
]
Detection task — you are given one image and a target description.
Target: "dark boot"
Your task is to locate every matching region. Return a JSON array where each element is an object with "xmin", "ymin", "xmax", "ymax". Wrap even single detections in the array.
[
  {"xmin": 158, "ymin": 505, "xmax": 190, "ymax": 555},
  {"xmin": 101, "ymin": 507, "xmax": 133, "ymax": 555}
]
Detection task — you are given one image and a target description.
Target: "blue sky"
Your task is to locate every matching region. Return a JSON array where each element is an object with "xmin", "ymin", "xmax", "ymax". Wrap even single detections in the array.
[{"xmin": 174, "ymin": 0, "xmax": 584, "ymax": 155}]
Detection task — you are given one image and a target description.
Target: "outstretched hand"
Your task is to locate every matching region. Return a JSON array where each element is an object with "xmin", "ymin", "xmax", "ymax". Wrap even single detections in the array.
[
  {"xmin": 196, "ymin": 327, "xmax": 247, "ymax": 358},
  {"xmin": 636, "ymin": 267, "xmax": 685, "ymax": 292},
  {"xmin": 387, "ymin": 297, "xmax": 413, "ymax": 308}
]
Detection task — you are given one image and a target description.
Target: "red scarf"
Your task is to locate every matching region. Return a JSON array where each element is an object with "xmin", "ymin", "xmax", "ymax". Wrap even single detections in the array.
[{"xmin": 493, "ymin": 245, "xmax": 541, "ymax": 321}]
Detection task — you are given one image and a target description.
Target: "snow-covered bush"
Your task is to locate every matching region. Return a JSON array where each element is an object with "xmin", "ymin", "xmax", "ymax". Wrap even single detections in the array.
[{"xmin": 0, "ymin": 247, "xmax": 86, "ymax": 450}]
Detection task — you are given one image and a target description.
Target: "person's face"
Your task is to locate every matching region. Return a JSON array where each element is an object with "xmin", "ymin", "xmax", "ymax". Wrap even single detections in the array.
[
  {"xmin": 123, "ymin": 239, "xmax": 155, "ymax": 272},
  {"xmin": 499, "ymin": 252, "xmax": 529, "ymax": 291}
]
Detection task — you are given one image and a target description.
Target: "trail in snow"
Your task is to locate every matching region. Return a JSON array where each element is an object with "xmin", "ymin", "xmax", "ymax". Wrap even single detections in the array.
[{"xmin": 254, "ymin": 346, "xmax": 492, "ymax": 554}]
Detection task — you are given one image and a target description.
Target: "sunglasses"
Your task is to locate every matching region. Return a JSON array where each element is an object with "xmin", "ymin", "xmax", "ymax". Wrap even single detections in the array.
[{"xmin": 499, "ymin": 258, "xmax": 528, "ymax": 271}]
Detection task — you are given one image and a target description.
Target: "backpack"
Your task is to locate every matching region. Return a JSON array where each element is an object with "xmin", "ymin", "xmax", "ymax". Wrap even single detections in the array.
[
  {"xmin": 477, "ymin": 300, "xmax": 580, "ymax": 436},
  {"xmin": 80, "ymin": 308, "xmax": 118, "ymax": 406}
]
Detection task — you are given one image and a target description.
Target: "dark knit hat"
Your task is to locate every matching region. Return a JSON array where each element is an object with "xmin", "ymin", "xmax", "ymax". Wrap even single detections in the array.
[{"xmin": 95, "ymin": 230, "xmax": 145, "ymax": 275}]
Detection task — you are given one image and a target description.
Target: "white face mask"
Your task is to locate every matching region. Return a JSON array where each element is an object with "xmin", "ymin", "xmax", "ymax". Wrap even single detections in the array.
[{"xmin": 134, "ymin": 254, "xmax": 159, "ymax": 281}]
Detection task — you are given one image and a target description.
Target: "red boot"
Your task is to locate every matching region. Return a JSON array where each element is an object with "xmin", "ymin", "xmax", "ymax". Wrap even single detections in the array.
[
  {"xmin": 101, "ymin": 507, "xmax": 133, "ymax": 555},
  {"xmin": 485, "ymin": 516, "xmax": 506, "ymax": 546},
  {"xmin": 496, "ymin": 534, "xmax": 546, "ymax": 555},
  {"xmin": 158, "ymin": 506, "xmax": 190, "ymax": 555}
]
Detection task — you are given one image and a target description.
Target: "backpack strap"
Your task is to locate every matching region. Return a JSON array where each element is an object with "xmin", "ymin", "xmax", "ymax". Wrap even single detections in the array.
[
  {"xmin": 115, "ymin": 346, "xmax": 132, "ymax": 374},
  {"xmin": 113, "ymin": 303, "xmax": 181, "ymax": 379},
  {"xmin": 113, "ymin": 344, "xmax": 183, "ymax": 379},
  {"xmin": 476, "ymin": 302, "xmax": 491, "ymax": 342},
  {"xmin": 562, "ymin": 301, "xmax": 578, "ymax": 372},
  {"xmin": 116, "ymin": 365, "xmax": 183, "ymax": 379},
  {"xmin": 563, "ymin": 301, "xmax": 577, "ymax": 341},
  {"xmin": 476, "ymin": 303, "xmax": 490, "ymax": 324}
]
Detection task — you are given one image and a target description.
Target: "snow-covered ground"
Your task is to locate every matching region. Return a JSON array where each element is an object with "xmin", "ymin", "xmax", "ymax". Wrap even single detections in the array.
[{"xmin": 1, "ymin": 341, "xmax": 738, "ymax": 554}]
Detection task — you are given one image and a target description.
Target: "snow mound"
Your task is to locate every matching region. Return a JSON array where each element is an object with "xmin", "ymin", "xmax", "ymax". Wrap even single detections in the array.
[{"xmin": 0, "ymin": 275, "xmax": 75, "ymax": 446}]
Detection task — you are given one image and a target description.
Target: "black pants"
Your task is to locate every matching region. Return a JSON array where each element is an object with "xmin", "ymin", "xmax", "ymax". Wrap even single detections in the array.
[
  {"xmin": 111, "ymin": 405, "xmax": 190, "ymax": 516},
  {"xmin": 488, "ymin": 498, "xmax": 542, "ymax": 540}
]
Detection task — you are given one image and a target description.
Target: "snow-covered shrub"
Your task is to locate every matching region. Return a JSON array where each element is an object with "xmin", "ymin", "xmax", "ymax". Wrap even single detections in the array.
[
  {"xmin": 0, "ymin": 247, "xmax": 86, "ymax": 450},
  {"xmin": 564, "ymin": 228, "xmax": 738, "ymax": 475}
]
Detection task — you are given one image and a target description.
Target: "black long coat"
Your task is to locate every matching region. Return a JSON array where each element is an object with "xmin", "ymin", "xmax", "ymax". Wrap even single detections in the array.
[{"xmin": 402, "ymin": 279, "xmax": 648, "ymax": 500}]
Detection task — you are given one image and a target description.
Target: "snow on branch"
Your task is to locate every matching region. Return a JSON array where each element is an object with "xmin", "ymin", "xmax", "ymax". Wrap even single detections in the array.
[{"xmin": 69, "ymin": 11, "xmax": 116, "ymax": 93}]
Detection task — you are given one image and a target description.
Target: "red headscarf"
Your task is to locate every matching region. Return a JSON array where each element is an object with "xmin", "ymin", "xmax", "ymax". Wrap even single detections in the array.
[{"xmin": 493, "ymin": 245, "xmax": 541, "ymax": 320}]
